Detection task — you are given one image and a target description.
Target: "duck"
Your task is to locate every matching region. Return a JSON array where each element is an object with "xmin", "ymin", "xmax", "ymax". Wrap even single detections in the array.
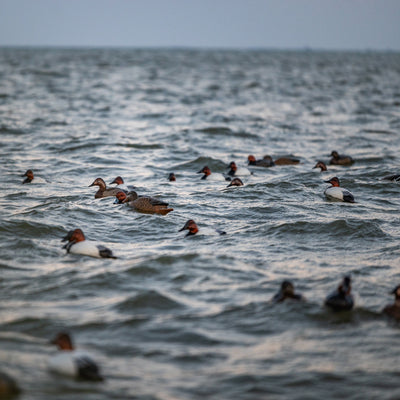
[
  {"xmin": 324, "ymin": 276, "xmax": 354, "ymax": 311},
  {"xmin": 168, "ymin": 173, "xmax": 176, "ymax": 182},
  {"xmin": 115, "ymin": 191, "xmax": 173, "ymax": 215},
  {"xmin": 324, "ymin": 177, "xmax": 355, "ymax": 203},
  {"xmin": 382, "ymin": 174, "xmax": 400, "ymax": 182},
  {"xmin": 227, "ymin": 161, "xmax": 252, "ymax": 177},
  {"xmin": 329, "ymin": 151, "xmax": 354, "ymax": 166},
  {"xmin": 272, "ymin": 280, "xmax": 303, "ymax": 303},
  {"xmin": 227, "ymin": 178, "xmax": 244, "ymax": 187},
  {"xmin": 247, "ymin": 155, "xmax": 275, "ymax": 167},
  {"xmin": 62, "ymin": 229, "xmax": 117, "ymax": 259},
  {"xmin": 382, "ymin": 285, "xmax": 400, "ymax": 320},
  {"xmin": 179, "ymin": 219, "xmax": 226, "ymax": 237},
  {"xmin": 313, "ymin": 161, "xmax": 328, "ymax": 172},
  {"xmin": 0, "ymin": 371, "xmax": 20, "ymax": 397},
  {"xmin": 48, "ymin": 332, "xmax": 104, "ymax": 381},
  {"xmin": 197, "ymin": 166, "xmax": 228, "ymax": 181},
  {"xmin": 89, "ymin": 178, "xmax": 127, "ymax": 199},
  {"xmin": 21, "ymin": 169, "xmax": 46, "ymax": 184}
]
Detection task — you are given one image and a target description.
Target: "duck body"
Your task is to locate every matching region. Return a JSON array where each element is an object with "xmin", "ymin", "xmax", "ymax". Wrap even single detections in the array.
[
  {"xmin": 49, "ymin": 333, "xmax": 103, "ymax": 381},
  {"xmin": 329, "ymin": 151, "xmax": 354, "ymax": 166},
  {"xmin": 62, "ymin": 229, "xmax": 117, "ymax": 259},
  {"xmin": 325, "ymin": 276, "xmax": 354, "ymax": 311},
  {"xmin": 116, "ymin": 191, "xmax": 173, "ymax": 215},
  {"xmin": 227, "ymin": 178, "xmax": 244, "ymax": 187},
  {"xmin": 324, "ymin": 177, "xmax": 355, "ymax": 203},
  {"xmin": 89, "ymin": 178, "xmax": 127, "ymax": 199},
  {"xmin": 273, "ymin": 157, "xmax": 300, "ymax": 165}
]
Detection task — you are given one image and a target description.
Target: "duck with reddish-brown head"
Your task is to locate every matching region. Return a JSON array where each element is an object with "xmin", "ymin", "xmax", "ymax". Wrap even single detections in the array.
[{"xmin": 115, "ymin": 191, "xmax": 173, "ymax": 215}]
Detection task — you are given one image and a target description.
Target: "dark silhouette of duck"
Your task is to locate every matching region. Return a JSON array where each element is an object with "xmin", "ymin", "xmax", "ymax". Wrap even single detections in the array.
[
  {"xmin": 382, "ymin": 285, "xmax": 400, "ymax": 320},
  {"xmin": 329, "ymin": 151, "xmax": 354, "ymax": 166},
  {"xmin": 325, "ymin": 276, "xmax": 354, "ymax": 311},
  {"xmin": 227, "ymin": 178, "xmax": 244, "ymax": 187},
  {"xmin": 272, "ymin": 280, "xmax": 303, "ymax": 303}
]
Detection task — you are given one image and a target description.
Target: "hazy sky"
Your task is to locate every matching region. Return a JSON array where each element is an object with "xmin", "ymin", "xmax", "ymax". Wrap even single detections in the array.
[{"xmin": 0, "ymin": 0, "xmax": 399, "ymax": 50}]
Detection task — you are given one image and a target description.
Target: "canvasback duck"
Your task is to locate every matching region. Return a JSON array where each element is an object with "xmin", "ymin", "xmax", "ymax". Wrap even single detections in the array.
[
  {"xmin": 168, "ymin": 173, "xmax": 176, "ymax": 182},
  {"xmin": 324, "ymin": 177, "xmax": 355, "ymax": 203},
  {"xmin": 325, "ymin": 276, "xmax": 354, "ymax": 311},
  {"xmin": 89, "ymin": 178, "xmax": 127, "ymax": 199},
  {"xmin": 313, "ymin": 161, "xmax": 328, "ymax": 172},
  {"xmin": 0, "ymin": 371, "xmax": 20, "ymax": 397},
  {"xmin": 329, "ymin": 151, "xmax": 354, "ymax": 166},
  {"xmin": 22, "ymin": 169, "xmax": 46, "ymax": 184},
  {"xmin": 382, "ymin": 285, "xmax": 400, "ymax": 320},
  {"xmin": 248, "ymin": 155, "xmax": 275, "ymax": 167},
  {"xmin": 227, "ymin": 161, "xmax": 252, "ymax": 177},
  {"xmin": 115, "ymin": 191, "xmax": 173, "ymax": 215},
  {"xmin": 62, "ymin": 229, "xmax": 117, "ymax": 259},
  {"xmin": 179, "ymin": 219, "xmax": 226, "ymax": 237},
  {"xmin": 227, "ymin": 178, "xmax": 244, "ymax": 187},
  {"xmin": 382, "ymin": 174, "xmax": 400, "ymax": 182},
  {"xmin": 272, "ymin": 280, "xmax": 304, "ymax": 303},
  {"xmin": 48, "ymin": 332, "xmax": 104, "ymax": 381},
  {"xmin": 197, "ymin": 166, "xmax": 227, "ymax": 181}
]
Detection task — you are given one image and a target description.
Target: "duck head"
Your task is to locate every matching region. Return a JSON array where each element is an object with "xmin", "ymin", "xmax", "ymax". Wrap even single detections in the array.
[
  {"xmin": 324, "ymin": 177, "xmax": 340, "ymax": 187},
  {"xmin": 197, "ymin": 166, "xmax": 211, "ymax": 179},
  {"xmin": 179, "ymin": 219, "xmax": 199, "ymax": 236},
  {"xmin": 313, "ymin": 161, "xmax": 327, "ymax": 172},
  {"xmin": 51, "ymin": 332, "xmax": 74, "ymax": 351},
  {"xmin": 247, "ymin": 155, "xmax": 256, "ymax": 165},
  {"xmin": 22, "ymin": 169, "xmax": 34, "ymax": 183},
  {"xmin": 89, "ymin": 178, "xmax": 106, "ymax": 190},
  {"xmin": 62, "ymin": 229, "xmax": 86, "ymax": 247},
  {"xmin": 227, "ymin": 178, "xmax": 244, "ymax": 187},
  {"xmin": 109, "ymin": 176, "xmax": 124, "ymax": 185},
  {"xmin": 114, "ymin": 191, "xmax": 127, "ymax": 204},
  {"xmin": 338, "ymin": 275, "xmax": 352, "ymax": 295},
  {"xmin": 168, "ymin": 173, "xmax": 176, "ymax": 182},
  {"xmin": 330, "ymin": 151, "xmax": 340, "ymax": 159}
]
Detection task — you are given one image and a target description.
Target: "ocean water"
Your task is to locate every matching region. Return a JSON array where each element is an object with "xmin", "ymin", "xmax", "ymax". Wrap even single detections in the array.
[{"xmin": 0, "ymin": 48, "xmax": 400, "ymax": 399}]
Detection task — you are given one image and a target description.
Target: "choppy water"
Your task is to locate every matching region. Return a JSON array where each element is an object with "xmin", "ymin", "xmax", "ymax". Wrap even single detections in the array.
[{"xmin": 1, "ymin": 48, "xmax": 400, "ymax": 399}]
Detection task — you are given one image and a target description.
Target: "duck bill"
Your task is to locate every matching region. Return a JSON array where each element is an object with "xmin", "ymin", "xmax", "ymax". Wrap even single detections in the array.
[
  {"xmin": 62, "ymin": 240, "xmax": 75, "ymax": 249},
  {"xmin": 324, "ymin": 180, "xmax": 331, "ymax": 183},
  {"xmin": 197, "ymin": 169, "xmax": 203, "ymax": 174},
  {"xmin": 113, "ymin": 198, "xmax": 121, "ymax": 204},
  {"xmin": 88, "ymin": 183, "xmax": 95, "ymax": 187},
  {"xmin": 109, "ymin": 180, "xmax": 117, "ymax": 185}
]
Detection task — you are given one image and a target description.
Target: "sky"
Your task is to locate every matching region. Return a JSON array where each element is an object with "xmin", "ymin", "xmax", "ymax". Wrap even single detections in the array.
[{"xmin": 0, "ymin": 0, "xmax": 399, "ymax": 50}]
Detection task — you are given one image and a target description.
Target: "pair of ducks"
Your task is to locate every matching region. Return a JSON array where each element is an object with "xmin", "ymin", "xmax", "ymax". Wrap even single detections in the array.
[
  {"xmin": 274, "ymin": 276, "xmax": 400, "ymax": 319},
  {"xmin": 89, "ymin": 177, "xmax": 173, "ymax": 215},
  {"xmin": 273, "ymin": 276, "xmax": 353, "ymax": 311}
]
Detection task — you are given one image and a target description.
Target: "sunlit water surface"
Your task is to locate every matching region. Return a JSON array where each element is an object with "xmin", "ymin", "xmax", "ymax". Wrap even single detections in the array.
[{"xmin": 1, "ymin": 48, "xmax": 400, "ymax": 399}]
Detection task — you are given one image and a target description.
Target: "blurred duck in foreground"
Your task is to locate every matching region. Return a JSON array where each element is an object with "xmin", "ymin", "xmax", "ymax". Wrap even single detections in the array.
[
  {"xmin": 325, "ymin": 276, "xmax": 354, "ymax": 311},
  {"xmin": 0, "ymin": 371, "xmax": 20, "ymax": 397},
  {"xmin": 115, "ymin": 191, "xmax": 173, "ymax": 215},
  {"xmin": 227, "ymin": 161, "xmax": 252, "ymax": 177},
  {"xmin": 313, "ymin": 161, "xmax": 328, "ymax": 172},
  {"xmin": 324, "ymin": 177, "xmax": 355, "ymax": 203},
  {"xmin": 89, "ymin": 177, "xmax": 127, "ymax": 199},
  {"xmin": 272, "ymin": 280, "xmax": 304, "ymax": 303},
  {"xmin": 179, "ymin": 219, "xmax": 226, "ymax": 237},
  {"xmin": 329, "ymin": 151, "xmax": 354, "ymax": 166},
  {"xmin": 48, "ymin": 332, "xmax": 104, "ymax": 381},
  {"xmin": 382, "ymin": 285, "xmax": 400, "ymax": 320},
  {"xmin": 62, "ymin": 229, "xmax": 117, "ymax": 259},
  {"xmin": 22, "ymin": 169, "xmax": 46, "ymax": 184}
]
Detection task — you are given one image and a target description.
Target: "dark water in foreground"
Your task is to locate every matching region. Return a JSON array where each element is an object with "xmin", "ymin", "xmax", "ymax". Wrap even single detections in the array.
[{"xmin": 0, "ymin": 48, "xmax": 400, "ymax": 399}]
